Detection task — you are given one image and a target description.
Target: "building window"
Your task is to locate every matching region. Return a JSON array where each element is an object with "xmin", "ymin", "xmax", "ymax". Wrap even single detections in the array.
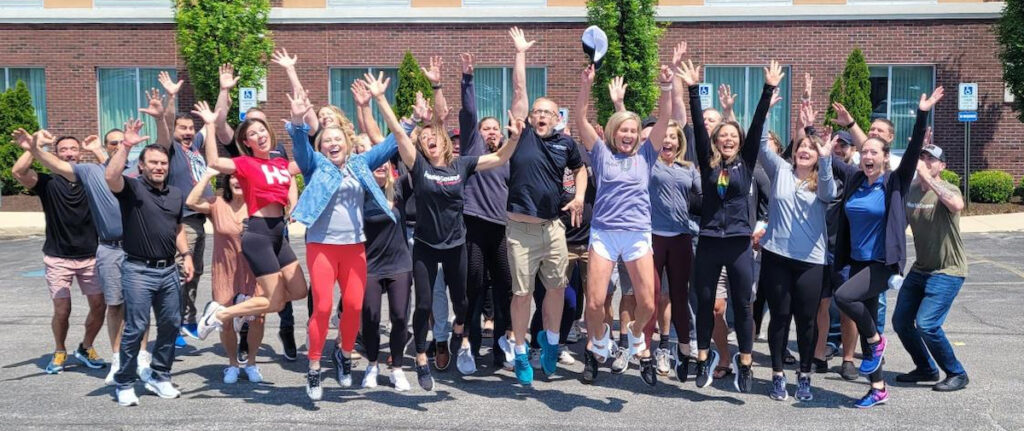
[
  {"xmin": 327, "ymin": 0, "xmax": 409, "ymax": 6},
  {"xmin": 868, "ymin": 65, "xmax": 934, "ymax": 150},
  {"xmin": 1, "ymin": 67, "xmax": 47, "ymax": 128},
  {"xmin": 94, "ymin": 0, "xmax": 172, "ymax": 7},
  {"xmin": 463, "ymin": 0, "xmax": 546, "ymax": 6},
  {"xmin": 704, "ymin": 65, "xmax": 792, "ymax": 146},
  {"xmin": 97, "ymin": 68, "xmax": 177, "ymax": 162},
  {"xmin": 471, "ymin": 67, "xmax": 546, "ymax": 130},
  {"xmin": 1, "ymin": 1, "xmax": 43, "ymax": 7},
  {"xmin": 329, "ymin": 67, "xmax": 399, "ymax": 133},
  {"xmin": 704, "ymin": 0, "xmax": 791, "ymax": 5}
]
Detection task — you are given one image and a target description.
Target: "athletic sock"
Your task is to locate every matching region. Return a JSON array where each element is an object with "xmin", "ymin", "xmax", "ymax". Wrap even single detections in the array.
[{"xmin": 546, "ymin": 330, "xmax": 559, "ymax": 346}]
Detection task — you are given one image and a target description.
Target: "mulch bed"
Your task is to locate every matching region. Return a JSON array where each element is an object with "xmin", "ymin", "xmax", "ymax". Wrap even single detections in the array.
[
  {"xmin": 0, "ymin": 194, "xmax": 42, "ymax": 212},
  {"xmin": 963, "ymin": 196, "xmax": 1024, "ymax": 216}
]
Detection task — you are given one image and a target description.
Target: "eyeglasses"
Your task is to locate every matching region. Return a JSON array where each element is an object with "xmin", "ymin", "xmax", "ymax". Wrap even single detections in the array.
[{"xmin": 531, "ymin": 109, "xmax": 557, "ymax": 118}]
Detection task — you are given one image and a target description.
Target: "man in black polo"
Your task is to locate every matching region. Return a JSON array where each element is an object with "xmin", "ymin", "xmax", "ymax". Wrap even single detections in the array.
[{"xmin": 104, "ymin": 120, "xmax": 194, "ymax": 407}]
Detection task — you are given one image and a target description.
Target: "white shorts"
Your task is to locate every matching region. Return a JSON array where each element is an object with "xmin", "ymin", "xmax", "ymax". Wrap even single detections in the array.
[{"xmin": 589, "ymin": 229, "xmax": 652, "ymax": 263}]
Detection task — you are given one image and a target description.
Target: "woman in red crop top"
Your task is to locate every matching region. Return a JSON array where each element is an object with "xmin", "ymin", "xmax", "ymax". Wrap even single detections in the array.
[{"xmin": 191, "ymin": 100, "xmax": 309, "ymax": 341}]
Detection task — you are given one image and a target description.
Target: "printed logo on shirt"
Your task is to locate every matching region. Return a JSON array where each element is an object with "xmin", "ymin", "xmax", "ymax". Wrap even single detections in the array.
[
  {"xmin": 424, "ymin": 171, "xmax": 462, "ymax": 186},
  {"xmin": 261, "ymin": 165, "xmax": 291, "ymax": 185},
  {"xmin": 550, "ymin": 144, "xmax": 567, "ymax": 151},
  {"xmin": 562, "ymin": 167, "xmax": 576, "ymax": 194},
  {"xmin": 906, "ymin": 202, "xmax": 935, "ymax": 210}
]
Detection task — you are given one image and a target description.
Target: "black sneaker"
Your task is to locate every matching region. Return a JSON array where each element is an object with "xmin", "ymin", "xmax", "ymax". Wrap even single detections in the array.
[
  {"xmin": 896, "ymin": 368, "xmax": 941, "ymax": 383},
  {"xmin": 582, "ymin": 350, "xmax": 599, "ymax": 384},
  {"xmin": 331, "ymin": 345, "xmax": 353, "ymax": 387},
  {"xmin": 812, "ymin": 358, "xmax": 829, "ymax": 374},
  {"xmin": 734, "ymin": 353, "xmax": 753, "ymax": 393},
  {"xmin": 695, "ymin": 350, "xmax": 718, "ymax": 388},
  {"xmin": 238, "ymin": 328, "xmax": 249, "ymax": 363},
  {"xmin": 639, "ymin": 356, "xmax": 657, "ymax": 387},
  {"xmin": 840, "ymin": 360, "xmax": 859, "ymax": 381},
  {"xmin": 674, "ymin": 349, "xmax": 691, "ymax": 383},
  {"xmin": 279, "ymin": 328, "xmax": 297, "ymax": 361},
  {"xmin": 933, "ymin": 373, "xmax": 969, "ymax": 392},
  {"xmin": 416, "ymin": 364, "xmax": 434, "ymax": 391},
  {"xmin": 306, "ymin": 369, "xmax": 322, "ymax": 401}
]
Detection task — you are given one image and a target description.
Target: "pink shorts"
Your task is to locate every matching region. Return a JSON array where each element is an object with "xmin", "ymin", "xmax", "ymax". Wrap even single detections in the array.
[{"xmin": 43, "ymin": 255, "xmax": 102, "ymax": 299}]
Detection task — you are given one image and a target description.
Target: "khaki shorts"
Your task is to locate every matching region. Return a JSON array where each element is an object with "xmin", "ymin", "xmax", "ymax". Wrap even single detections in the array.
[
  {"xmin": 44, "ymin": 255, "xmax": 102, "ymax": 299},
  {"xmin": 506, "ymin": 218, "xmax": 568, "ymax": 296}
]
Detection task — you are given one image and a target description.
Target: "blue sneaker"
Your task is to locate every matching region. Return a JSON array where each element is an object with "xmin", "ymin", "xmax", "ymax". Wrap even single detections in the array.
[
  {"xmin": 45, "ymin": 351, "xmax": 67, "ymax": 374},
  {"xmin": 513, "ymin": 352, "xmax": 533, "ymax": 386},
  {"xmin": 854, "ymin": 388, "xmax": 888, "ymax": 408},
  {"xmin": 180, "ymin": 323, "xmax": 199, "ymax": 340},
  {"xmin": 859, "ymin": 336, "xmax": 887, "ymax": 375},
  {"xmin": 537, "ymin": 332, "xmax": 558, "ymax": 376},
  {"xmin": 174, "ymin": 335, "xmax": 187, "ymax": 348}
]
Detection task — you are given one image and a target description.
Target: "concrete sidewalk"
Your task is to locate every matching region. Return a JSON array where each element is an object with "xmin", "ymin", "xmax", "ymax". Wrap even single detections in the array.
[{"xmin": 1, "ymin": 210, "xmax": 1019, "ymax": 239}]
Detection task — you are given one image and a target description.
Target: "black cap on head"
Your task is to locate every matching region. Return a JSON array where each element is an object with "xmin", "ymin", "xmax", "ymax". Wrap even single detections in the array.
[{"xmin": 642, "ymin": 116, "xmax": 657, "ymax": 130}]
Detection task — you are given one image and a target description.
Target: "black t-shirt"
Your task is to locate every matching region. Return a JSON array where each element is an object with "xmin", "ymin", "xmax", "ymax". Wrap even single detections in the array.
[
  {"xmin": 115, "ymin": 176, "xmax": 184, "ymax": 259},
  {"xmin": 394, "ymin": 155, "xmax": 417, "ymax": 227},
  {"xmin": 34, "ymin": 173, "xmax": 98, "ymax": 259},
  {"xmin": 364, "ymin": 179, "xmax": 413, "ymax": 276},
  {"xmin": 560, "ymin": 146, "xmax": 596, "ymax": 246},
  {"xmin": 507, "ymin": 122, "xmax": 583, "ymax": 220},
  {"xmin": 410, "ymin": 153, "xmax": 479, "ymax": 249}
]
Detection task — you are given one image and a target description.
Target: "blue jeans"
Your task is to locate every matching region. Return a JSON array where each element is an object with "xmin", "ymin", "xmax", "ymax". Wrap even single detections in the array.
[
  {"xmin": 892, "ymin": 270, "xmax": 966, "ymax": 375},
  {"xmin": 115, "ymin": 260, "xmax": 181, "ymax": 385}
]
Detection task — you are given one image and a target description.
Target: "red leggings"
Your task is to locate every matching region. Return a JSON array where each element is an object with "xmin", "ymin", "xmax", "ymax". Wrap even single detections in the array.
[{"xmin": 307, "ymin": 242, "xmax": 366, "ymax": 362}]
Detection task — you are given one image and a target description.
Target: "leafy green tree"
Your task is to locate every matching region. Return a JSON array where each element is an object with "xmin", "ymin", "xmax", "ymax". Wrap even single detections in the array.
[
  {"xmin": 175, "ymin": 0, "xmax": 274, "ymax": 126},
  {"xmin": 395, "ymin": 52, "xmax": 434, "ymax": 119},
  {"xmin": 587, "ymin": 0, "xmax": 664, "ymax": 123},
  {"xmin": 998, "ymin": 0, "xmax": 1024, "ymax": 122},
  {"xmin": 824, "ymin": 48, "xmax": 873, "ymax": 130},
  {"xmin": 0, "ymin": 80, "xmax": 44, "ymax": 195}
]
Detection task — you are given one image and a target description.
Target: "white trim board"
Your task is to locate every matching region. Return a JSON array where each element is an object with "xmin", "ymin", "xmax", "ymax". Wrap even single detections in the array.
[{"xmin": 0, "ymin": 3, "xmax": 1003, "ymax": 24}]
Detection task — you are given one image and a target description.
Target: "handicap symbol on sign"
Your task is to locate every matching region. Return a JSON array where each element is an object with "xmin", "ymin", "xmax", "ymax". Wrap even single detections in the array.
[
  {"xmin": 963, "ymin": 87, "xmax": 973, "ymax": 96},
  {"xmin": 699, "ymin": 86, "xmax": 710, "ymax": 95}
]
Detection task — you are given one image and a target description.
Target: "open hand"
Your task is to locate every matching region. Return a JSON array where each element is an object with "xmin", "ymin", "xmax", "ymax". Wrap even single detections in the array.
[
  {"xmin": 271, "ymin": 48, "xmax": 298, "ymax": 69},
  {"xmin": 459, "ymin": 52, "xmax": 474, "ymax": 75},
  {"xmin": 122, "ymin": 119, "xmax": 151, "ymax": 148},
  {"xmin": 421, "ymin": 56, "xmax": 443, "ymax": 86},
  {"xmin": 219, "ymin": 64, "xmax": 240, "ymax": 90},
  {"xmin": 508, "ymin": 27, "xmax": 536, "ymax": 52},
  {"xmin": 12, "ymin": 128, "xmax": 33, "ymax": 151},
  {"xmin": 718, "ymin": 84, "xmax": 736, "ymax": 111},
  {"xmin": 831, "ymin": 102, "xmax": 854, "ymax": 127},
  {"xmin": 138, "ymin": 88, "xmax": 165, "ymax": 118},
  {"xmin": 671, "ymin": 41, "xmax": 688, "ymax": 67},
  {"xmin": 764, "ymin": 60, "xmax": 785, "ymax": 87},
  {"xmin": 919, "ymin": 86, "xmax": 944, "ymax": 112},
  {"xmin": 676, "ymin": 59, "xmax": 701, "ymax": 87},
  {"xmin": 191, "ymin": 101, "xmax": 217, "ymax": 125},
  {"xmin": 158, "ymin": 71, "xmax": 183, "ymax": 96},
  {"xmin": 362, "ymin": 71, "xmax": 391, "ymax": 98}
]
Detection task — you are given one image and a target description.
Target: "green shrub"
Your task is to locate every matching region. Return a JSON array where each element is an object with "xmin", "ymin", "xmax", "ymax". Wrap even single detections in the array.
[
  {"xmin": 968, "ymin": 170, "xmax": 1014, "ymax": 203},
  {"xmin": 940, "ymin": 169, "xmax": 961, "ymax": 188},
  {"xmin": 1014, "ymin": 178, "xmax": 1024, "ymax": 199},
  {"xmin": 825, "ymin": 48, "xmax": 873, "ymax": 131},
  {"xmin": 395, "ymin": 52, "xmax": 434, "ymax": 120},
  {"xmin": 0, "ymin": 80, "xmax": 44, "ymax": 195},
  {"xmin": 998, "ymin": 0, "xmax": 1024, "ymax": 122},
  {"xmin": 294, "ymin": 173, "xmax": 305, "ymax": 195}
]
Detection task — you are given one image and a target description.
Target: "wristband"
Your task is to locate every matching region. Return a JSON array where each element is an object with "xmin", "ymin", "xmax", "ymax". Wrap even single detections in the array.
[
  {"xmin": 660, "ymin": 83, "xmax": 673, "ymax": 91},
  {"xmin": 431, "ymin": 84, "xmax": 442, "ymax": 90},
  {"xmin": 843, "ymin": 120, "xmax": 856, "ymax": 129}
]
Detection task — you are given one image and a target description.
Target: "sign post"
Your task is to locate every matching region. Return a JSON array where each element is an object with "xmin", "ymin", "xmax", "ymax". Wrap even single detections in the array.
[
  {"xmin": 698, "ymin": 83, "xmax": 713, "ymax": 110},
  {"xmin": 238, "ymin": 87, "xmax": 258, "ymax": 122},
  {"xmin": 958, "ymin": 83, "xmax": 978, "ymax": 207}
]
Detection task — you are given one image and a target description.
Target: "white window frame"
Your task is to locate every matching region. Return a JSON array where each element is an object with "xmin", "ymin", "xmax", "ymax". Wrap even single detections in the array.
[
  {"xmin": 704, "ymin": 0, "xmax": 791, "ymax": 5},
  {"xmin": 0, "ymin": 0, "xmax": 43, "ymax": 7},
  {"xmin": 94, "ymin": 0, "xmax": 172, "ymax": 7},
  {"xmin": 463, "ymin": 0, "xmax": 545, "ymax": 6}
]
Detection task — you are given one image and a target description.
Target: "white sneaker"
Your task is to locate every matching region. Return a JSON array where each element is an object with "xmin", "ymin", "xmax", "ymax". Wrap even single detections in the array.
[
  {"xmin": 529, "ymin": 348, "xmax": 541, "ymax": 370},
  {"xmin": 197, "ymin": 301, "xmax": 225, "ymax": 340},
  {"xmin": 105, "ymin": 354, "xmax": 120, "ymax": 386},
  {"xmin": 223, "ymin": 366, "xmax": 240, "ymax": 384},
  {"xmin": 390, "ymin": 368, "xmax": 411, "ymax": 392},
  {"xmin": 116, "ymin": 386, "xmax": 139, "ymax": 406},
  {"xmin": 143, "ymin": 376, "xmax": 181, "ymax": 399},
  {"xmin": 456, "ymin": 347, "xmax": 477, "ymax": 375},
  {"xmin": 136, "ymin": 350, "xmax": 152, "ymax": 381},
  {"xmin": 655, "ymin": 348, "xmax": 672, "ymax": 376},
  {"xmin": 558, "ymin": 345, "xmax": 575, "ymax": 365},
  {"xmin": 306, "ymin": 370, "xmax": 323, "ymax": 401},
  {"xmin": 362, "ymin": 364, "xmax": 379, "ymax": 388},
  {"xmin": 243, "ymin": 365, "xmax": 263, "ymax": 383},
  {"xmin": 497, "ymin": 335, "xmax": 515, "ymax": 363}
]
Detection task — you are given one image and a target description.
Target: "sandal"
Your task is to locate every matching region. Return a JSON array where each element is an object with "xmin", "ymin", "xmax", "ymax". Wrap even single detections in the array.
[
  {"xmin": 625, "ymin": 322, "xmax": 647, "ymax": 357},
  {"xmin": 713, "ymin": 365, "xmax": 733, "ymax": 379}
]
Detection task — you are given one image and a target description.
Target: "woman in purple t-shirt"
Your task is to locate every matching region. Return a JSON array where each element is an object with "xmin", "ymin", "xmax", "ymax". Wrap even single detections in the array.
[{"xmin": 574, "ymin": 63, "xmax": 674, "ymax": 386}]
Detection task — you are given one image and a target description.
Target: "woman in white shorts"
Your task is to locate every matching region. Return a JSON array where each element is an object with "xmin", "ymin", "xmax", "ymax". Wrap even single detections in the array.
[{"xmin": 575, "ymin": 64, "xmax": 674, "ymax": 386}]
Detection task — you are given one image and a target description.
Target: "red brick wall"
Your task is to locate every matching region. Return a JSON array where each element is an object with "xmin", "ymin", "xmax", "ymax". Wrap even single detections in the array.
[{"xmin": 0, "ymin": 20, "xmax": 1020, "ymax": 179}]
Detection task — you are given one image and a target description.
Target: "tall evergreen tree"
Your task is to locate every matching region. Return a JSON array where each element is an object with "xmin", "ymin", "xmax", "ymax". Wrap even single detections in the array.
[
  {"xmin": 395, "ymin": 52, "xmax": 434, "ymax": 120},
  {"xmin": 587, "ymin": 0, "xmax": 664, "ymax": 123},
  {"xmin": 0, "ymin": 80, "xmax": 44, "ymax": 195}
]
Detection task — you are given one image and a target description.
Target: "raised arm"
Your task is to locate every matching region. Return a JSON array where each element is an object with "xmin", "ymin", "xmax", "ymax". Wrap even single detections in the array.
[
  {"xmin": 349, "ymin": 80, "xmax": 383, "ymax": 144},
  {"xmin": 158, "ymin": 71, "xmax": 182, "ymax": 147},
  {"xmin": 105, "ymin": 119, "xmax": 150, "ymax": 193},
  {"xmin": 508, "ymin": 26, "xmax": 535, "ymax": 120},
  {"xmin": 27, "ymin": 129, "xmax": 81, "ymax": 182},
  {"xmin": 757, "ymin": 125, "xmax": 784, "ymax": 184},
  {"xmin": 458, "ymin": 53, "xmax": 484, "ymax": 156},
  {"xmin": 647, "ymin": 66, "xmax": 675, "ymax": 153},
  {"xmin": 718, "ymin": 84, "xmax": 738, "ymax": 123},
  {"xmin": 476, "ymin": 110, "xmax": 524, "ymax": 171},
  {"xmin": 742, "ymin": 60, "xmax": 783, "ymax": 168},
  {"xmin": 186, "ymin": 169, "xmax": 217, "ymax": 214},
  {"xmin": 574, "ymin": 65, "xmax": 600, "ymax": 152},
  {"xmin": 192, "ymin": 101, "xmax": 235, "ymax": 175},
  {"xmin": 669, "ymin": 42, "xmax": 689, "ymax": 126},
  {"xmin": 422, "ymin": 55, "xmax": 449, "ymax": 126},
  {"xmin": 815, "ymin": 135, "xmax": 838, "ymax": 203},
  {"xmin": 897, "ymin": 87, "xmax": 944, "ymax": 185},
  {"xmin": 365, "ymin": 72, "xmax": 416, "ymax": 168},
  {"xmin": 677, "ymin": 59, "xmax": 710, "ymax": 172},
  {"xmin": 214, "ymin": 64, "xmax": 241, "ymax": 145},
  {"xmin": 272, "ymin": 50, "xmax": 319, "ymax": 134},
  {"xmin": 609, "ymin": 75, "xmax": 627, "ymax": 113},
  {"xmin": 10, "ymin": 129, "xmax": 39, "ymax": 189},
  {"xmin": 137, "ymin": 88, "xmax": 171, "ymax": 149},
  {"xmin": 832, "ymin": 101, "xmax": 868, "ymax": 149}
]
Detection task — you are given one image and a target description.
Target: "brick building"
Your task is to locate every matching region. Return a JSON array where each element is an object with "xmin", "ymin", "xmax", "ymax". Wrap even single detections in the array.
[{"xmin": 0, "ymin": 0, "xmax": 1020, "ymax": 179}]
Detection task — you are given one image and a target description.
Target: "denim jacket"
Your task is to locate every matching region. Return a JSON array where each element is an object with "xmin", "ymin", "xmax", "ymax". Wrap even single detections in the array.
[{"xmin": 289, "ymin": 122, "xmax": 407, "ymax": 227}]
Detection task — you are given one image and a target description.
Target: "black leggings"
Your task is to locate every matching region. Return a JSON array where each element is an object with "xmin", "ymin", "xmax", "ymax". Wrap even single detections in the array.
[
  {"xmin": 760, "ymin": 250, "xmax": 826, "ymax": 373},
  {"xmin": 465, "ymin": 215, "xmax": 512, "ymax": 355},
  {"xmin": 412, "ymin": 242, "xmax": 468, "ymax": 354},
  {"xmin": 834, "ymin": 260, "xmax": 893, "ymax": 383},
  {"xmin": 241, "ymin": 217, "xmax": 298, "ymax": 277},
  {"xmin": 654, "ymin": 233, "xmax": 694, "ymax": 345},
  {"xmin": 693, "ymin": 236, "xmax": 755, "ymax": 354},
  {"xmin": 362, "ymin": 271, "xmax": 412, "ymax": 367}
]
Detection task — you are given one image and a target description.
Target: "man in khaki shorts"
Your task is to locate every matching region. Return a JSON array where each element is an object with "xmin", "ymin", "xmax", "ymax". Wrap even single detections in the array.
[
  {"xmin": 12, "ymin": 130, "xmax": 107, "ymax": 375},
  {"xmin": 503, "ymin": 26, "xmax": 586, "ymax": 385}
]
